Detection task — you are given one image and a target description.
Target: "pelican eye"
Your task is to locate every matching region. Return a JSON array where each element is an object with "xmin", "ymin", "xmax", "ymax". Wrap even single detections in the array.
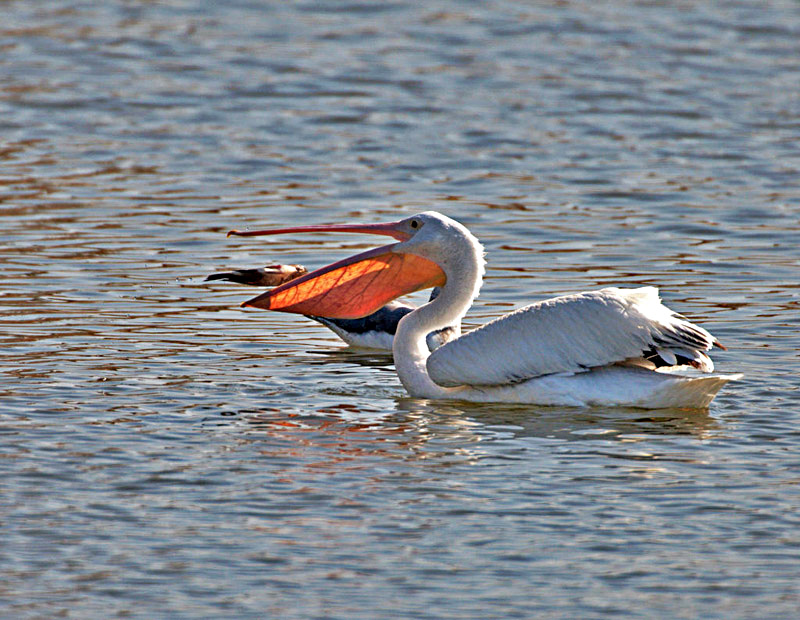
[{"xmin": 410, "ymin": 219, "xmax": 421, "ymax": 229}]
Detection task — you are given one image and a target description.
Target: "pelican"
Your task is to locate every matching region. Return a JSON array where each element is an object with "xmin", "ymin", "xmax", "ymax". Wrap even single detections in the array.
[
  {"xmin": 206, "ymin": 265, "xmax": 458, "ymax": 350},
  {"xmin": 227, "ymin": 211, "xmax": 740, "ymax": 408}
]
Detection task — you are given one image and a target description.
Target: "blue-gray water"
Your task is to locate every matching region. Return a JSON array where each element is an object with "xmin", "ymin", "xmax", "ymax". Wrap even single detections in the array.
[{"xmin": 2, "ymin": 1, "xmax": 799, "ymax": 618}]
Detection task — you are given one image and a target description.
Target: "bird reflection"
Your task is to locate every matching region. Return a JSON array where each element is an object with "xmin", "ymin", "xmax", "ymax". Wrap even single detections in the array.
[{"xmin": 393, "ymin": 397, "xmax": 720, "ymax": 443}]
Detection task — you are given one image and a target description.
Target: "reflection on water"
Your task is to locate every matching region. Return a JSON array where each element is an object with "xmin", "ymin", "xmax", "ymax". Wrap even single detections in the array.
[
  {"xmin": 2, "ymin": 0, "xmax": 800, "ymax": 618},
  {"xmin": 422, "ymin": 401, "xmax": 721, "ymax": 443}
]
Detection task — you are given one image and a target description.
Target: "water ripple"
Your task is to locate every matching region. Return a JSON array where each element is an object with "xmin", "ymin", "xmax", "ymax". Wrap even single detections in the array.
[{"xmin": 2, "ymin": 1, "xmax": 800, "ymax": 618}]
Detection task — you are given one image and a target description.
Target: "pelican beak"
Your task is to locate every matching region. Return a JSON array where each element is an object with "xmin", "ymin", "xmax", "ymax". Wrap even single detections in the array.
[
  {"xmin": 227, "ymin": 220, "xmax": 445, "ymax": 319},
  {"xmin": 228, "ymin": 219, "xmax": 413, "ymax": 241}
]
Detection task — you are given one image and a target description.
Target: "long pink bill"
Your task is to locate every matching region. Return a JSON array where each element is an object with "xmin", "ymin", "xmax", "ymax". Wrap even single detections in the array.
[{"xmin": 228, "ymin": 220, "xmax": 413, "ymax": 241}]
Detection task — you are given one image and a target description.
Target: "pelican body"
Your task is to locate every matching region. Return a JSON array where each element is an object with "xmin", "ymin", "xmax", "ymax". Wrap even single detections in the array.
[{"xmin": 227, "ymin": 212, "xmax": 740, "ymax": 408}]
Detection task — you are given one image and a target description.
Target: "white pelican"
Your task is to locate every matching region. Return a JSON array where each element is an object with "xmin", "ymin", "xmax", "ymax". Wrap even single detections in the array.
[
  {"xmin": 228, "ymin": 211, "xmax": 740, "ymax": 408},
  {"xmin": 207, "ymin": 265, "xmax": 458, "ymax": 350}
]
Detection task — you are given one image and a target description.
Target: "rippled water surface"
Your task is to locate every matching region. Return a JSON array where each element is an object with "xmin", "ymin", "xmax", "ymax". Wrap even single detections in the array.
[{"xmin": 2, "ymin": 1, "xmax": 799, "ymax": 618}]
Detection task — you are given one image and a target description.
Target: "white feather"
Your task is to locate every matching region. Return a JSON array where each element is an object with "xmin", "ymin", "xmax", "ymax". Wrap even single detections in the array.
[{"xmin": 426, "ymin": 287, "xmax": 716, "ymax": 388}]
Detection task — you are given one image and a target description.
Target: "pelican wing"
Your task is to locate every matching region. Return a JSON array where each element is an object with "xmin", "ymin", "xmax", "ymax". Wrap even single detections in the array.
[{"xmin": 426, "ymin": 287, "xmax": 719, "ymax": 388}]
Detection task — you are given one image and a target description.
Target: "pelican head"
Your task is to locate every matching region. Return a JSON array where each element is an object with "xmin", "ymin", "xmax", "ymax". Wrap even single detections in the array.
[{"xmin": 226, "ymin": 211, "xmax": 482, "ymax": 320}]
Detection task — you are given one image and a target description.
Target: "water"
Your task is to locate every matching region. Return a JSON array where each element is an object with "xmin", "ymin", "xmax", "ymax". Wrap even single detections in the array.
[{"xmin": 2, "ymin": 1, "xmax": 799, "ymax": 617}]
